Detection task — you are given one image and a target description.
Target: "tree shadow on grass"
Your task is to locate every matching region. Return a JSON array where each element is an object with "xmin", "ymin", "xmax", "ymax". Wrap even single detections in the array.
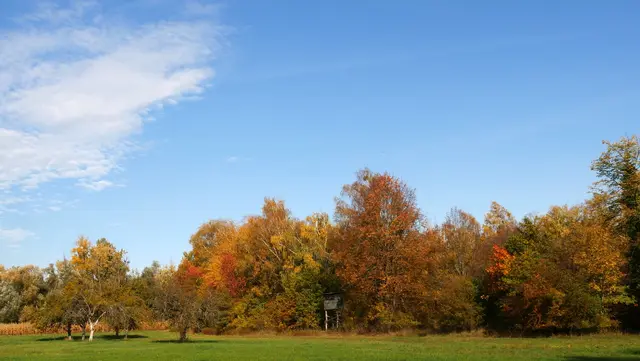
[
  {"xmin": 37, "ymin": 336, "xmax": 81, "ymax": 342},
  {"xmin": 152, "ymin": 339, "xmax": 219, "ymax": 344},
  {"xmin": 37, "ymin": 334, "xmax": 148, "ymax": 342},
  {"xmin": 99, "ymin": 334, "xmax": 148, "ymax": 340}
]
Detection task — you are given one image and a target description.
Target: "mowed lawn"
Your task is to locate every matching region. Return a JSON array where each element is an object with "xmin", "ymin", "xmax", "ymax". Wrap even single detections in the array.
[{"xmin": 1, "ymin": 331, "xmax": 639, "ymax": 360}]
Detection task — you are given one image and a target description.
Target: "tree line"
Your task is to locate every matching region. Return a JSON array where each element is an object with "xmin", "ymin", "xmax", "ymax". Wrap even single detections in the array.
[{"xmin": 1, "ymin": 135, "xmax": 639, "ymax": 341}]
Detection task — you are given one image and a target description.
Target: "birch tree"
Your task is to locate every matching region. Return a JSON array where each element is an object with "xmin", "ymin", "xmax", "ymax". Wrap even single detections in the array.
[{"xmin": 69, "ymin": 237, "xmax": 130, "ymax": 341}]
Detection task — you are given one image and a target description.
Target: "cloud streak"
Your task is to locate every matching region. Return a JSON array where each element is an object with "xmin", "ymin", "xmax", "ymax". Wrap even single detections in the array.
[
  {"xmin": 225, "ymin": 156, "xmax": 252, "ymax": 164},
  {"xmin": 0, "ymin": 1, "xmax": 224, "ymax": 196},
  {"xmin": 0, "ymin": 227, "xmax": 35, "ymax": 249}
]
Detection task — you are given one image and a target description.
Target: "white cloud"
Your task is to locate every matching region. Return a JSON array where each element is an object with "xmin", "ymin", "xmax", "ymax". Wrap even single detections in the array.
[
  {"xmin": 0, "ymin": 1, "xmax": 224, "ymax": 196},
  {"xmin": 0, "ymin": 227, "xmax": 35, "ymax": 249},
  {"xmin": 78, "ymin": 179, "xmax": 116, "ymax": 191},
  {"xmin": 226, "ymin": 156, "xmax": 239, "ymax": 163},
  {"xmin": 0, "ymin": 195, "xmax": 30, "ymax": 214}
]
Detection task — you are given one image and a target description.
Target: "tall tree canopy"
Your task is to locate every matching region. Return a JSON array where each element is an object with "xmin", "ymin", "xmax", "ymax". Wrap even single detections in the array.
[
  {"xmin": 332, "ymin": 169, "xmax": 432, "ymax": 330},
  {"xmin": 591, "ymin": 135, "xmax": 640, "ymax": 328}
]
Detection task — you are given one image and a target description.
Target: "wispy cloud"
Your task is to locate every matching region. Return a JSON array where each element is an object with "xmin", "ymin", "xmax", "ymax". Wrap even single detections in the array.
[
  {"xmin": 0, "ymin": 1, "xmax": 225, "ymax": 199},
  {"xmin": 78, "ymin": 179, "xmax": 117, "ymax": 191},
  {"xmin": 0, "ymin": 195, "xmax": 31, "ymax": 215},
  {"xmin": 0, "ymin": 227, "xmax": 35, "ymax": 249},
  {"xmin": 225, "ymin": 156, "xmax": 251, "ymax": 163},
  {"xmin": 28, "ymin": 197, "xmax": 79, "ymax": 214}
]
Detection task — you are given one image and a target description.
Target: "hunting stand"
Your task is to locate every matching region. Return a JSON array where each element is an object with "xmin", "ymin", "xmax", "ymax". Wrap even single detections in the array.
[{"xmin": 323, "ymin": 292, "xmax": 343, "ymax": 331}]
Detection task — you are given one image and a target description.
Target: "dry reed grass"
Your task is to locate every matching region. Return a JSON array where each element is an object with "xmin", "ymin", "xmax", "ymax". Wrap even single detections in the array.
[{"xmin": 0, "ymin": 321, "xmax": 168, "ymax": 336}]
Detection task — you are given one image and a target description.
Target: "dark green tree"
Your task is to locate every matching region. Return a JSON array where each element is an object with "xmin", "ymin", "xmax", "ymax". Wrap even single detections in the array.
[{"xmin": 591, "ymin": 135, "xmax": 640, "ymax": 328}]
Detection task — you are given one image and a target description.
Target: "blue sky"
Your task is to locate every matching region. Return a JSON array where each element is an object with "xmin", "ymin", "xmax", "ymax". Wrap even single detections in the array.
[{"xmin": 1, "ymin": 0, "xmax": 638, "ymax": 269}]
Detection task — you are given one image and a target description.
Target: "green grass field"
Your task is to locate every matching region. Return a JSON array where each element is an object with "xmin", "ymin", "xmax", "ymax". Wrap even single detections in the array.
[{"xmin": 0, "ymin": 331, "xmax": 638, "ymax": 360}]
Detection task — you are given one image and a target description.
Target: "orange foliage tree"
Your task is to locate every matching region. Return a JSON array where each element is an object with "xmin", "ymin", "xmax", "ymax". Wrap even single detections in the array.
[{"xmin": 332, "ymin": 169, "xmax": 432, "ymax": 330}]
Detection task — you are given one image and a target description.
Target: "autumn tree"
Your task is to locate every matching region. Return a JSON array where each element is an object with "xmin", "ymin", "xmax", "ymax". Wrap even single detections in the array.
[
  {"xmin": 68, "ymin": 237, "xmax": 131, "ymax": 341},
  {"xmin": 476, "ymin": 203, "xmax": 517, "ymax": 279},
  {"xmin": 131, "ymin": 261, "xmax": 165, "ymax": 319},
  {"xmin": 156, "ymin": 263, "xmax": 203, "ymax": 342},
  {"xmin": 0, "ymin": 265, "xmax": 49, "ymax": 322},
  {"xmin": 185, "ymin": 220, "xmax": 242, "ymax": 298},
  {"xmin": 35, "ymin": 259, "xmax": 84, "ymax": 339},
  {"xmin": 592, "ymin": 135, "xmax": 640, "ymax": 240},
  {"xmin": 485, "ymin": 203, "xmax": 632, "ymax": 333},
  {"xmin": 332, "ymin": 169, "xmax": 431, "ymax": 330},
  {"xmin": 36, "ymin": 289, "xmax": 85, "ymax": 339},
  {"xmin": 417, "ymin": 208, "xmax": 484, "ymax": 332},
  {"xmin": 483, "ymin": 202, "xmax": 517, "ymax": 243},
  {"xmin": 105, "ymin": 280, "xmax": 148, "ymax": 338},
  {"xmin": 0, "ymin": 280, "xmax": 20, "ymax": 323},
  {"xmin": 442, "ymin": 208, "xmax": 482, "ymax": 277},
  {"xmin": 224, "ymin": 200, "xmax": 331, "ymax": 331},
  {"xmin": 186, "ymin": 220, "xmax": 238, "ymax": 269},
  {"xmin": 174, "ymin": 200, "xmax": 338, "ymax": 333},
  {"xmin": 176, "ymin": 220, "xmax": 238, "ymax": 333},
  {"xmin": 591, "ymin": 135, "xmax": 640, "ymax": 328}
]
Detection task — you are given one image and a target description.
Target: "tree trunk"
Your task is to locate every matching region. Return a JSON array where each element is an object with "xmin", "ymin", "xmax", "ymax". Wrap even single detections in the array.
[
  {"xmin": 179, "ymin": 327, "xmax": 188, "ymax": 342},
  {"xmin": 81, "ymin": 324, "xmax": 86, "ymax": 341},
  {"xmin": 115, "ymin": 327, "xmax": 120, "ymax": 337},
  {"xmin": 66, "ymin": 323, "xmax": 72, "ymax": 340},
  {"xmin": 124, "ymin": 328, "xmax": 129, "ymax": 340},
  {"xmin": 89, "ymin": 321, "xmax": 95, "ymax": 341}
]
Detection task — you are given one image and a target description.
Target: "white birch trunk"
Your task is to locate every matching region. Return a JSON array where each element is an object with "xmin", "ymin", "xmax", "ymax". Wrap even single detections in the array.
[
  {"xmin": 88, "ymin": 312, "xmax": 105, "ymax": 342},
  {"xmin": 89, "ymin": 321, "xmax": 95, "ymax": 341}
]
